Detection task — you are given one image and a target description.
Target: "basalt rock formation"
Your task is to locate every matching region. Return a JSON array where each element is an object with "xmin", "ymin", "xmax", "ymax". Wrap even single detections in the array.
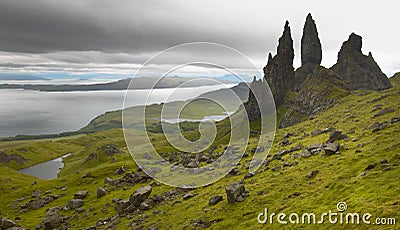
[
  {"xmin": 331, "ymin": 33, "xmax": 392, "ymax": 90},
  {"xmin": 263, "ymin": 21, "xmax": 295, "ymax": 107},
  {"xmin": 245, "ymin": 14, "xmax": 392, "ymax": 128},
  {"xmin": 294, "ymin": 14, "xmax": 323, "ymax": 90},
  {"xmin": 301, "ymin": 13, "xmax": 322, "ymax": 66}
]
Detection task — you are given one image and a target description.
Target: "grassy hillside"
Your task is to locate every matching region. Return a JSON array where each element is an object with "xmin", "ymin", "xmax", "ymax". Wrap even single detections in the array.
[{"xmin": 0, "ymin": 78, "xmax": 399, "ymax": 229}]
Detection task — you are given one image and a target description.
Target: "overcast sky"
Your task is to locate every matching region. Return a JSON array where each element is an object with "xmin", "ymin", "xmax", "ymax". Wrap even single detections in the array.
[{"xmin": 0, "ymin": 0, "xmax": 399, "ymax": 80}]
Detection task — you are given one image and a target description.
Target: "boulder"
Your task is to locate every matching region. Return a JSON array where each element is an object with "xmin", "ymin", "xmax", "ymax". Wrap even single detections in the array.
[
  {"xmin": 300, "ymin": 150, "xmax": 312, "ymax": 158},
  {"xmin": 25, "ymin": 198, "xmax": 45, "ymax": 210},
  {"xmin": 329, "ymin": 130, "xmax": 346, "ymax": 142},
  {"xmin": 225, "ymin": 182, "xmax": 246, "ymax": 203},
  {"xmin": 139, "ymin": 202, "xmax": 151, "ymax": 211},
  {"xmin": 67, "ymin": 199, "xmax": 84, "ymax": 209},
  {"xmin": 74, "ymin": 190, "xmax": 88, "ymax": 199},
  {"xmin": 114, "ymin": 166, "xmax": 127, "ymax": 175},
  {"xmin": 42, "ymin": 207, "xmax": 62, "ymax": 230},
  {"xmin": 32, "ymin": 190, "xmax": 41, "ymax": 198},
  {"xmin": 208, "ymin": 196, "xmax": 223, "ymax": 206},
  {"xmin": 324, "ymin": 142, "xmax": 340, "ymax": 155},
  {"xmin": 306, "ymin": 170, "xmax": 319, "ymax": 179},
  {"xmin": 374, "ymin": 108, "xmax": 395, "ymax": 117},
  {"xmin": 0, "ymin": 218, "xmax": 16, "ymax": 229},
  {"xmin": 97, "ymin": 187, "xmax": 107, "ymax": 198},
  {"xmin": 114, "ymin": 199, "xmax": 131, "ymax": 213},
  {"xmin": 183, "ymin": 193, "xmax": 195, "ymax": 200},
  {"xmin": 129, "ymin": 185, "xmax": 152, "ymax": 207}
]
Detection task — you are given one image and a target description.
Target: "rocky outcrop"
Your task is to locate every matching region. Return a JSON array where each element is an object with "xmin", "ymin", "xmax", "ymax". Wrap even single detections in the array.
[
  {"xmin": 0, "ymin": 150, "xmax": 25, "ymax": 165},
  {"xmin": 331, "ymin": 33, "xmax": 392, "ymax": 90},
  {"xmin": 301, "ymin": 13, "xmax": 322, "ymax": 66},
  {"xmin": 244, "ymin": 77, "xmax": 261, "ymax": 121},
  {"xmin": 263, "ymin": 21, "xmax": 295, "ymax": 106},
  {"xmin": 280, "ymin": 67, "xmax": 349, "ymax": 127}
]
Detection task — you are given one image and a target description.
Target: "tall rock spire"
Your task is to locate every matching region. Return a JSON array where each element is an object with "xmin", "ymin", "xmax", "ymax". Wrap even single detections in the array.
[
  {"xmin": 301, "ymin": 13, "xmax": 322, "ymax": 66},
  {"xmin": 263, "ymin": 21, "xmax": 295, "ymax": 106},
  {"xmin": 331, "ymin": 33, "xmax": 392, "ymax": 90}
]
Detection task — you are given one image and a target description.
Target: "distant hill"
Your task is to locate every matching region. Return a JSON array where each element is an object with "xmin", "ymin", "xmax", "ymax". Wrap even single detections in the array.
[
  {"xmin": 0, "ymin": 75, "xmax": 48, "ymax": 81},
  {"xmin": 0, "ymin": 76, "xmax": 235, "ymax": 92}
]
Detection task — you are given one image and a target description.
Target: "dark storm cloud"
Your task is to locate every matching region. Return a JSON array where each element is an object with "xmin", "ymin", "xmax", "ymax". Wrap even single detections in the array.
[
  {"xmin": 0, "ymin": 0, "xmax": 398, "ymax": 76},
  {"xmin": 0, "ymin": 0, "xmax": 274, "ymax": 56}
]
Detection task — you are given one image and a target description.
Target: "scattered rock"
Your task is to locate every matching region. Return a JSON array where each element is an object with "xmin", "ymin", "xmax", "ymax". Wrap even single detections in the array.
[
  {"xmin": 324, "ymin": 142, "xmax": 340, "ymax": 155},
  {"xmin": 280, "ymin": 137, "xmax": 292, "ymax": 146},
  {"xmin": 311, "ymin": 129, "xmax": 322, "ymax": 136},
  {"xmin": 365, "ymin": 163, "xmax": 377, "ymax": 171},
  {"xmin": 244, "ymin": 172, "xmax": 255, "ymax": 179},
  {"xmin": 82, "ymin": 172, "xmax": 93, "ymax": 178},
  {"xmin": 183, "ymin": 193, "xmax": 195, "ymax": 200},
  {"xmin": 208, "ymin": 196, "xmax": 223, "ymax": 206},
  {"xmin": 225, "ymin": 182, "xmax": 246, "ymax": 203},
  {"xmin": 98, "ymin": 144, "xmax": 124, "ymax": 156},
  {"xmin": 42, "ymin": 207, "xmax": 63, "ymax": 230},
  {"xmin": 32, "ymin": 190, "xmax": 41, "ymax": 198},
  {"xmin": 129, "ymin": 185, "xmax": 152, "ymax": 207},
  {"xmin": 114, "ymin": 199, "xmax": 131, "ymax": 213},
  {"xmin": 329, "ymin": 130, "xmax": 346, "ymax": 142},
  {"xmin": 139, "ymin": 201, "xmax": 151, "ymax": 211},
  {"xmin": 74, "ymin": 190, "xmax": 88, "ymax": 199},
  {"xmin": 97, "ymin": 187, "xmax": 107, "ymax": 198},
  {"xmin": 114, "ymin": 166, "xmax": 127, "ymax": 175},
  {"xmin": 380, "ymin": 159, "xmax": 388, "ymax": 164},
  {"xmin": 0, "ymin": 217, "xmax": 16, "ymax": 229},
  {"xmin": 84, "ymin": 153, "xmax": 98, "ymax": 163},
  {"xmin": 374, "ymin": 107, "xmax": 395, "ymax": 117},
  {"xmin": 104, "ymin": 177, "xmax": 114, "ymax": 185},
  {"xmin": 67, "ymin": 199, "xmax": 84, "ymax": 209},
  {"xmin": 383, "ymin": 167, "xmax": 392, "ymax": 171},
  {"xmin": 299, "ymin": 150, "xmax": 312, "ymax": 158},
  {"xmin": 272, "ymin": 166, "xmax": 281, "ymax": 171},
  {"xmin": 370, "ymin": 122, "xmax": 387, "ymax": 132},
  {"xmin": 306, "ymin": 170, "xmax": 319, "ymax": 179},
  {"xmin": 25, "ymin": 198, "xmax": 45, "ymax": 210},
  {"xmin": 391, "ymin": 117, "xmax": 400, "ymax": 124}
]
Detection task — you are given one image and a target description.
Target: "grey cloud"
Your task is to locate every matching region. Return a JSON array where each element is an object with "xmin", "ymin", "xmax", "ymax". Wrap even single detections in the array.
[{"xmin": 0, "ymin": 0, "xmax": 398, "ymax": 75}]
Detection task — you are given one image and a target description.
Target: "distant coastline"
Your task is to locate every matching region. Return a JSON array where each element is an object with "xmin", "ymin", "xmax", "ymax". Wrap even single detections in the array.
[{"xmin": 0, "ymin": 76, "xmax": 236, "ymax": 92}]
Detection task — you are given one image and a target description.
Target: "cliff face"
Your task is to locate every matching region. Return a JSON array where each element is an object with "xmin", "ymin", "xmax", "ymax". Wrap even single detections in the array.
[
  {"xmin": 263, "ymin": 21, "xmax": 295, "ymax": 107},
  {"xmin": 331, "ymin": 33, "xmax": 392, "ymax": 90}
]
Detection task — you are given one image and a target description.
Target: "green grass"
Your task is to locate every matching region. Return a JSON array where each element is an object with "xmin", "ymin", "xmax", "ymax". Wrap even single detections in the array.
[{"xmin": 0, "ymin": 78, "xmax": 399, "ymax": 229}]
